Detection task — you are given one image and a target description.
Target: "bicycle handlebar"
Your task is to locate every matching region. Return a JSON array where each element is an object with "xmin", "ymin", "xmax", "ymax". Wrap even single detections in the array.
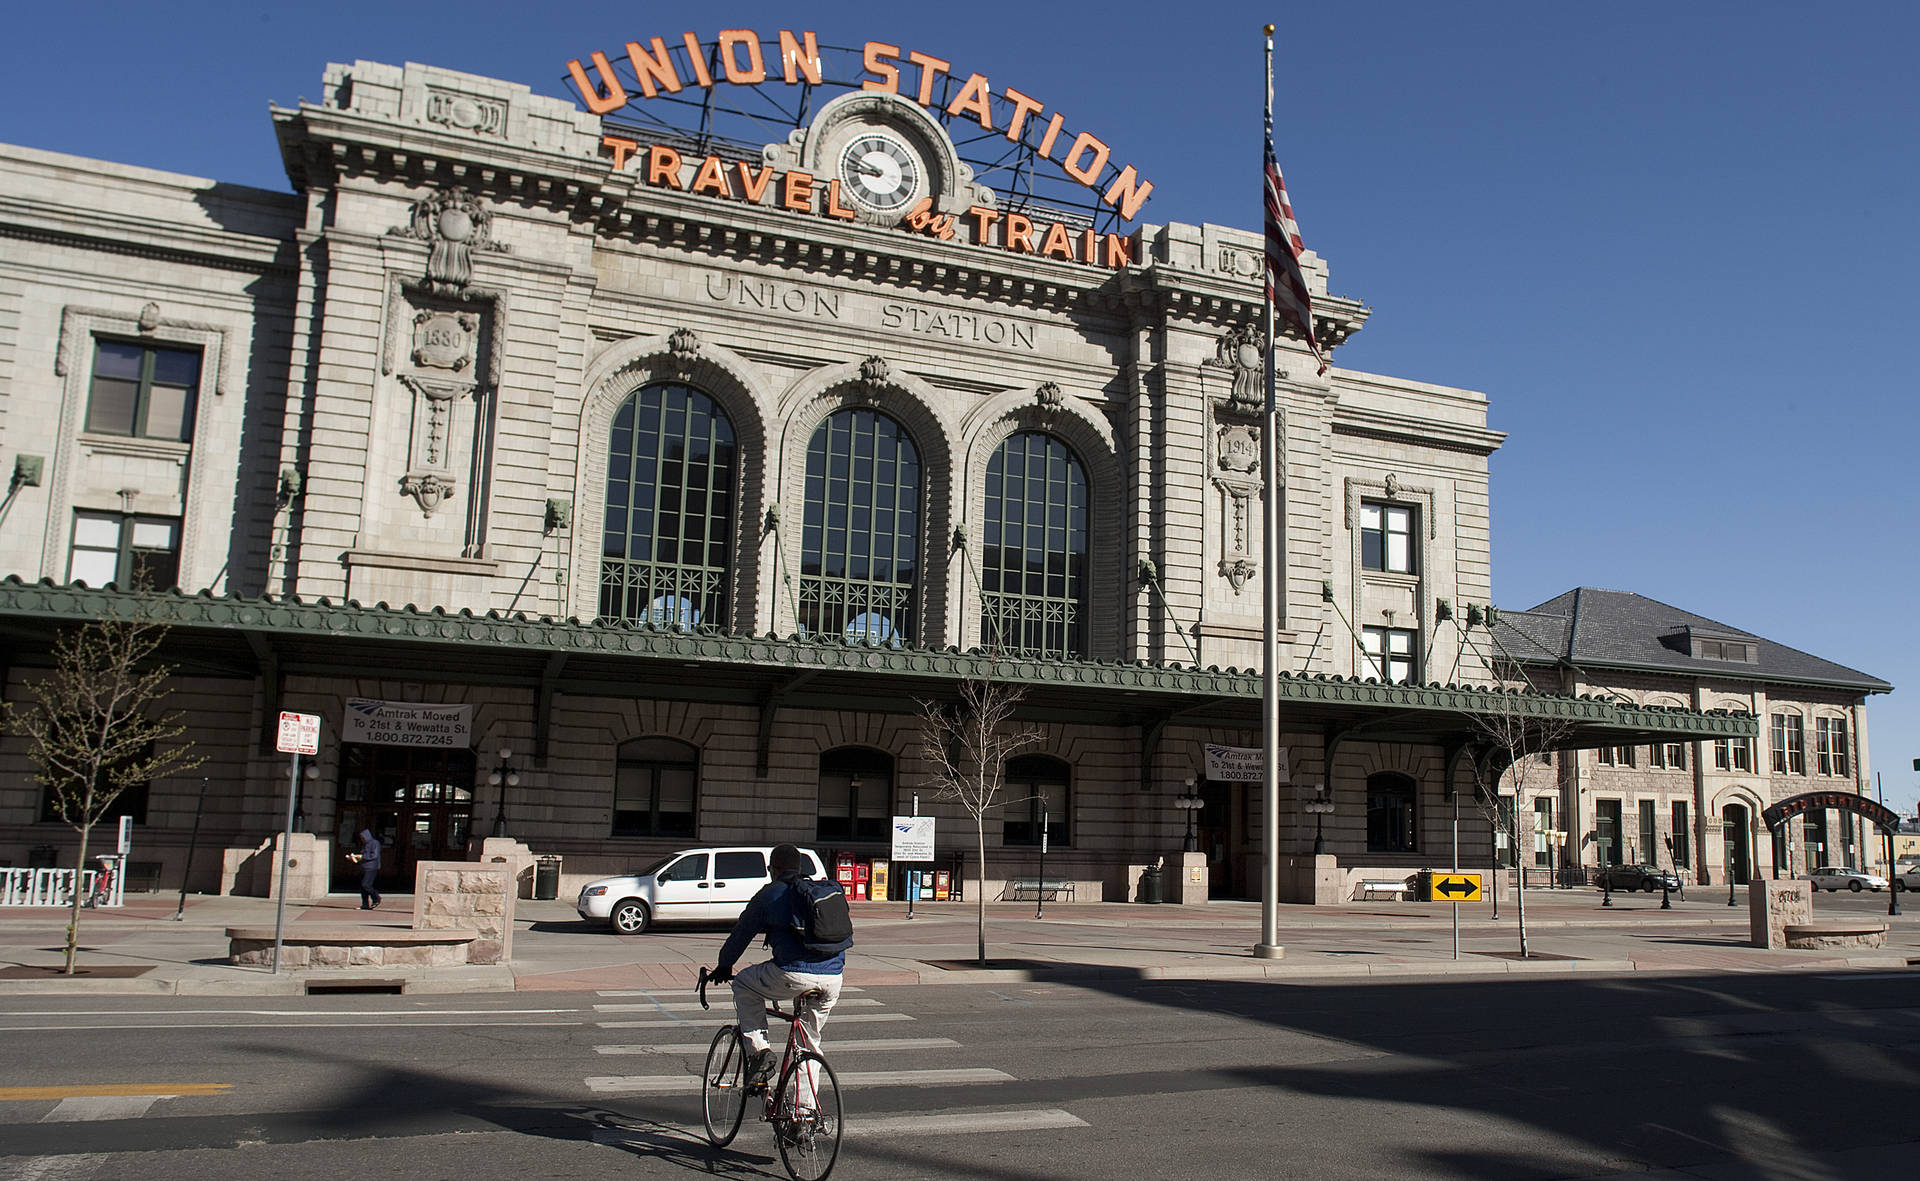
[{"xmin": 697, "ymin": 965, "xmax": 711, "ymax": 1010}]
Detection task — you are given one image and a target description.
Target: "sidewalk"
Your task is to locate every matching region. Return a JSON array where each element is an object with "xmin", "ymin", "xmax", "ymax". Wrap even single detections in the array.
[{"xmin": 0, "ymin": 888, "xmax": 1912, "ymax": 996}]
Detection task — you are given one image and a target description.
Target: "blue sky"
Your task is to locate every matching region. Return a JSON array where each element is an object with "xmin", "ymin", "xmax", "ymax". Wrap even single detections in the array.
[{"xmin": 5, "ymin": 2, "xmax": 1915, "ymax": 812}]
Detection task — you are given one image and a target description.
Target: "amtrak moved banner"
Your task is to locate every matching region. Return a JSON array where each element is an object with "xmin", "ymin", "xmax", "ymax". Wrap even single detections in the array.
[
  {"xmin": 1205, "ymin": 743, "xmax": 1289, "ymax": 784},
  {"xmin": 342, "ymin": 699, "xmax": 474, "ymax": 748}
]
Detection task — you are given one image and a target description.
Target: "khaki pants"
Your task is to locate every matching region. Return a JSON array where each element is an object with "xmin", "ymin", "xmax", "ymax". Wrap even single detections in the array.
[{"xmin": 730, "ymin": 960, "xmax": 842, "ymax": 1055}]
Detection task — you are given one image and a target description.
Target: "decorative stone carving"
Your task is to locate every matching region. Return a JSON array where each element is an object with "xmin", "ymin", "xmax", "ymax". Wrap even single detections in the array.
[
  {"xmin": 138, "ymin": 302, "xmax": 161, "ymax": 333},
  {"xmin": 1216, "ymin": 424, "xmax": 1259, "ymax": 476},
  {"xmin": 401, "ymin": 473, "xmax": 458, "ymax": 517},
  {"xmin": 667, "ymin": 327, "xmax": 702, "ymax": 372},
  {"xmin": 1384, "ymin": 472, "xmax": 1399, "ymax": 500},
  {"xmin": 425, "ymin": 89, "xmax": 506, "ymax": 136},
  {"xmin": 389, "ymin": 187, "xmax": 507, "ymax": 296},
  {"xmin": 399, "ymin": 374, "xmax": 471, "ymax": 470},
  {"xmin": 855, "ymin": 355, "xmax": 892, "ymax": 402},
  {"xmin": 1206, "ymin": 323, "xmax": 1265, "ymax": 412},
  {"xmin": 412, "ymin": 310, "xmax": 477, "ymax": 372},
  {"xmin": 1218, "ymin": 557, "xmax": 1257, "ymax": 593},
  {"xmin": 1034, "ymin": 381, "xmax": 1066, "ymax": 423}
]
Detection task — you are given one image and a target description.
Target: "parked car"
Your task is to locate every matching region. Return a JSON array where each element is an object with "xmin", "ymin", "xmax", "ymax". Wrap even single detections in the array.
[
  {"xmin": 1594, "ymin": 864, "xmax": 1682, "ymax": 893},
  {"xmin": 1799, "ymin": 866, "xmax": 1888, "ymax": 892},
  {"xmin": 577, "ymin": 845, "xmax": 829, "ymax": 934},
  {"xmin": 1894, "ymin": 864, "xmax": 1920, "ymax": 892}
]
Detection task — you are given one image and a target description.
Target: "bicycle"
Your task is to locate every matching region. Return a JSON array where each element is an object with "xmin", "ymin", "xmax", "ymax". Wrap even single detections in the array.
[{"xmin": 696, "ymin": 965, "xmax": 844, "ymax": 1181}]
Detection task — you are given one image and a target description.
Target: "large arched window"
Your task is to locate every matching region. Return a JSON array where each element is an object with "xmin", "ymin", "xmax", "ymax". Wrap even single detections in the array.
[
  {"xmin": 801, "ymin": 409, "xmax": 921, "ymax": 645},
  {"xmin": 817, "ymin": 746, "xmax": 893, "ymax": 842},
  {"xmin": 1366, "ymin": 772, "xmax": 1418, "ymax": 853},
  {"xmin": 1003, "ymin": 754, "xmax": 1070, "ymax": 847},
  {"xmin": 613, "ymin": 737, "xmax": 698, "ymax": 838},
  {"xmin": 983, "ymin": 432, "xmax": 1088, "ymax": 659},
  {"xmin": 601, "ymin": 382, "xmax": 736, "ymax": 630}
]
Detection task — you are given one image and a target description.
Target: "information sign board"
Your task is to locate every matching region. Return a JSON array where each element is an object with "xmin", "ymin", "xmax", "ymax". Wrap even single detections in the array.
[{"xmin": 891, "ymin": 816, "xmax": 936, "ymax": 862}]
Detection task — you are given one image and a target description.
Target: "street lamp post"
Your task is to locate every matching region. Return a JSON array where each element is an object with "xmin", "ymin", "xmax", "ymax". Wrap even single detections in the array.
[
  {"xmin": 1176, "ymin": 778, "xmax": 1204, "ymax": 854},
  {"xmin": 487, "ymin": 747, "xmax": 519, "ymax": 839},
  {"xmin": 1304, "ymin": 790, "xmax": 1335, "ymax": 856}
]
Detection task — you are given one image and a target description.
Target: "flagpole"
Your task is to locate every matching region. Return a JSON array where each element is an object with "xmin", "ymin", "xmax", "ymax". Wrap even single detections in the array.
[{"xmin": 1255, "ymin": 23, "xmax": 1284, "ymax": 960}]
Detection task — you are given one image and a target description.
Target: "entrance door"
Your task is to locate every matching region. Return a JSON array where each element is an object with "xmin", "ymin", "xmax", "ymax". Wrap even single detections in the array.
[
  {"xmin": 336, "ymin": 745, "xmax": 477, "ymax": 894},
  {"xmin": 1595, "ymin": 799, "xmax": 1624, "ymax": 868},
  {"xmin": 1195, "ymin": 780, "xmax": 1240, "ymax": 898},
  {"xmin": 1723, "ymin": 804, "xmax": 1751, "ymax": 884}
]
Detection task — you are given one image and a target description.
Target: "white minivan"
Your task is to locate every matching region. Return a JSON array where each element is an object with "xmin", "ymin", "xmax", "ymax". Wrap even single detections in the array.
[{"xmin": 576, "ymin": 845, "xmax": 829, "ymax": 934}]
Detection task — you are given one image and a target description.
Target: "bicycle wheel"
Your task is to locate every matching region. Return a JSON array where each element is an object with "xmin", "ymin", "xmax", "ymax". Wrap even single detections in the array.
[
  {"xmin": 702, "ymin": 1024, "xmax": 749, "ymax": 1147},
  {"xmin": 773, "ymin": 1051, "xmax": 842, "ymax": 1181}
]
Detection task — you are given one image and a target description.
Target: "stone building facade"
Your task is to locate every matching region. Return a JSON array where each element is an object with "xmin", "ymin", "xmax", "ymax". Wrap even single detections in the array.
[
  {"xmin": 1497, "ymin": 589, "xmax": 1892, "ymax": 886},
  {"xmin": 0, "ymin": 54, "xmax": 1750, "ymax": 905}
]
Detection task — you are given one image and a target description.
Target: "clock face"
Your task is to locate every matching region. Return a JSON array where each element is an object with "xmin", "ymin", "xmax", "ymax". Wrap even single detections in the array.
[{"xmin": 838, "ymin": 131, "xmax": 921, "ymax": 213}]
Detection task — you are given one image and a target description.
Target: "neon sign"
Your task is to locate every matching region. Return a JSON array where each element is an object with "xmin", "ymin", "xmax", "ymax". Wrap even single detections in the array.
[{"xmin": 565, "ymin": 29, "xmax": 1153, "ymax": 222}]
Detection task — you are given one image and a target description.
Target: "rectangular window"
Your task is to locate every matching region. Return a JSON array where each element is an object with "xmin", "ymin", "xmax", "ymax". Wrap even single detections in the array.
[
  {"xmin": 1360, "ymin": 502, "xmax": 1418, "ymax": 574},
  {"xmin": 1595, "ymin": 746, "xmax": 1615, "ymax": 767},
  {"xmin": 1803, "ymin": 812, "xmax": 1827, "ymax": 872},
  {"xmin": 85, "ymin": 340, "xmax": 200, "ymax": 442},
  {"xmin": 1360, "ymin": 626, "xmax": 1419, "ymax": 684},
  {"xmin": 1639, "ymin": 800, "xmax": 1657, "ymax": 866},
  {"xmin": 68, "ymin": 512, "xmax": 181, "ymax": 590},
  {"xmin": 1815, "ymin": 717, "xmax": 1850, "ymax": 777},
  {"xmin": 1650, "ymin": 740, "xmax": 1685, "ymax": 770},
  {"xmin": 1533, "ymin": 796, "xmax": 1554, "ymax": 868},
  {"xmin": 1771, "ymin": 713, "xmax": 1805, "ymax": 775},
  {"xmin": 611, "ymin": 762, "xmax": 696, "ymax": 838},
  {"xmin": 817, "ymin": 772, "xmax": 886, "ymax": 842},
  {"xmin": 1671, "ymin": 801, "xmax": 1690, "ymax": 867}
]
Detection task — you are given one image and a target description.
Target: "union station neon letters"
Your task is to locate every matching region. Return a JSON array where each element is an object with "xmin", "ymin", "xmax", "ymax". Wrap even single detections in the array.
[{"xmin": 567, "ymin": 28, "xmax": 1154, "ymax": 226}]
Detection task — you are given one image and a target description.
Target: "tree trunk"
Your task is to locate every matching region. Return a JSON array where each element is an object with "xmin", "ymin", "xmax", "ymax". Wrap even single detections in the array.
[
  {"xmin": 975, "ymin": 815, "xmax": 987, "ymax": 967},
  {"xmin": 65, "ymin": 823, "xmax": 91, "ymax": 974}
]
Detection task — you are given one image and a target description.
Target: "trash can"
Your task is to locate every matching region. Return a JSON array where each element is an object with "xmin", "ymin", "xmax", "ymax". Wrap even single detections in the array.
[
  {"xmin": 1139, "ymin": 863, "xmax": 1163, "ymax": 904},
  {"xmin": 534, "ymin": 855, "xmax": 562, "ymax": 901}
]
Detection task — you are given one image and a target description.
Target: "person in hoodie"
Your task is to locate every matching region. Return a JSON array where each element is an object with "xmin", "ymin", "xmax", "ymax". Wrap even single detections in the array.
[
  {"xmin": 708, "ymin": 844, "xmax": 847, "ymax": 1088},
  {"xmin": 347, "ymin": 828, "xmax": 382, "ymax": 910}
]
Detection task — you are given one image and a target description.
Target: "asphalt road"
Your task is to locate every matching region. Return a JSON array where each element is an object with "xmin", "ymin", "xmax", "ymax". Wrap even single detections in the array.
[{"xmin": 2, "ymin": 958, "xmax": 1917, "ymax": 1180}]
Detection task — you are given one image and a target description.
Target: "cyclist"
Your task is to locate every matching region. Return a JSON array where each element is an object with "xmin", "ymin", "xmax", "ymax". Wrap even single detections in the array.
[{"xmin": 707, "ymin": 844, "xmax": 849, "ymax": 1088}]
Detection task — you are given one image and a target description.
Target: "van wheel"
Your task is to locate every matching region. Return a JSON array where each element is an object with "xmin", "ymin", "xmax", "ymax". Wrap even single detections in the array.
[{"xmin": 611, "ymin": 900, "xmax": 652, "ymax": 934}]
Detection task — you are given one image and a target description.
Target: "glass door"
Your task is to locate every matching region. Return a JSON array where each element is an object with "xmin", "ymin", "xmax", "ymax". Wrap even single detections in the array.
[{"xmin": 335, "ymin": 744, "xmax": 477, "ymax": 894}]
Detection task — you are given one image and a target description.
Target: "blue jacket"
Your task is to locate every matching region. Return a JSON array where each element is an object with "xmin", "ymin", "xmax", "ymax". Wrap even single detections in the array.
[{"xmin": 716, "ymin": 874, "xmax": 847, "ymax": 976}]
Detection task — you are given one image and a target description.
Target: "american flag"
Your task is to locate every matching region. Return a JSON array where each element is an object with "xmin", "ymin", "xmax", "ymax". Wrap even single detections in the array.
[{"xmin": 1264, "ymin": 109, "xmax": 1327, "ymax": 374}]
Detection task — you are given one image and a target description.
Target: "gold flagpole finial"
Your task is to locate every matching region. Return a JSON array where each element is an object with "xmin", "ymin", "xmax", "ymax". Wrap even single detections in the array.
[{"xmin": 1264, "ymin": 23, "xmax": 1275, "ymax": 35}]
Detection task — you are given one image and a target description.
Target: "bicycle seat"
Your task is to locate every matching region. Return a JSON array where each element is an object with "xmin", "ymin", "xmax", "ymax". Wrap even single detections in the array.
[{"xmin": 796, "ymin": 988, "xmax": 828, "ymax": 1003}]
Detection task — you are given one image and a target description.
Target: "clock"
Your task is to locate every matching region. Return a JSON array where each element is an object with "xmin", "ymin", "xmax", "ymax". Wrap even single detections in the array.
[{"xmin": 837, "ymin": 130, "xmax": 921, "ymax": 213}]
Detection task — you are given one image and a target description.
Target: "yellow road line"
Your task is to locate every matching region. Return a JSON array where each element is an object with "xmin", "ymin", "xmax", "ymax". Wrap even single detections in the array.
[{"xmin": 0, "ymin": 1083, "xmax": 231, "ymax": 1100}]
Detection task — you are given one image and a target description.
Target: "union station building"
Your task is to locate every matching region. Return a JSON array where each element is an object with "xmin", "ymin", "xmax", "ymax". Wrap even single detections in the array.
[{"xmin": 1, "ymin": 42, "xmax": 1866, "ymax": 907}]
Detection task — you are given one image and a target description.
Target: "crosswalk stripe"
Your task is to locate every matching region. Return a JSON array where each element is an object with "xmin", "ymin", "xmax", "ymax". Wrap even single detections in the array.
[
  {"xmin": 588, "ymin": 1107, "xmax": 1086, "ymax": 1148},
  {"xmin": 586, "ymin": 1067, "xmax": 1014, "ymax": 1094},
  {"xmin": 596, "ymin": 1037, "xmax": 959, "ymax": 1055},
  {"xmin": 597, "ymin": 1012, "xmax": 913, "ymax": 1029},
  {"xmin": 0, "ymin": 1084, "xmax": 232, "ymax": 1100},
  {"xmin": 849, "ymin": 1108, "xmax": 1090, "ymax": 1136},
  {"xmin": 594, "ymin": 987, "xmax": 865, "ymax": 997},
  {"xmin": 8, "ymin": 1155, "xmax": 109, "ymax": 1179},
  {"xmin": 593, "ymin": 998, "xmax": 882, "ymax": 1013},
  {"xmin": 41, "ymin": 1095, "xmax": 163, "ymax": 1122}
]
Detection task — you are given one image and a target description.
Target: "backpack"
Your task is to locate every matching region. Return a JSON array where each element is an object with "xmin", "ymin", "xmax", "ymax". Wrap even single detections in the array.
[{"xmin": 788, "ymin": 876, "xmax": 855, "ymax": 955}]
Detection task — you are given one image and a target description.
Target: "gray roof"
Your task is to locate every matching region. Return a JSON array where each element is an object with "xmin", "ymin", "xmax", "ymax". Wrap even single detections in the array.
[{"xmin": 1493, "ymin": 587, "xmax": 1892, "ymax": 694}]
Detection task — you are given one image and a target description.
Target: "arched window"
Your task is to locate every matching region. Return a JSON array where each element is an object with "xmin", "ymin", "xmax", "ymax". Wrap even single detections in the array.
[
  {"xmin": 1366, "ymin": 772, "xmax": 1418, "ymax": 853},
  {"xmin": 801, "ymin": 409, "xmax": 921, "ymax": 646},
  {"xmin": 983, "ymin": 432, "xmax": 1088, "ymax": 659},
  {"xmin": 613, "ymin": 737, "xmax": 698, "ymax": 838},
  {"xmin": 817, "ymin": 747, "xmax": 892, "ymax": 842},
  {"xmin": 601, "ymin": 382, "xmax": 736, "ymax": 630},
  {"xmin": 1003, "ymin": 754, "xmax": 1070, "ymax": 846}
]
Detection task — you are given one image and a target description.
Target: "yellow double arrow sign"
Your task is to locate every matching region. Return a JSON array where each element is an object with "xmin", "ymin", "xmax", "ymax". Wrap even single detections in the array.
[{"xmin": 1429, "ymin": 873, "xmax": 1483, "ymax": 902}]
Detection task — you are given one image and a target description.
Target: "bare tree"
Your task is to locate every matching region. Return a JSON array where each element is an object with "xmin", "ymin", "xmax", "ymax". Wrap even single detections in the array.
[
  {"xmin": 916, "ymin": 677, "xmax": 1044, "ymax": 967},
  {"xmin": 1463, "ymin": 687, "xmax": 1577, "ymax": 959},
  {"xmin": 10, "ymin": 615, "xmax": 203, "ymax": 973}
]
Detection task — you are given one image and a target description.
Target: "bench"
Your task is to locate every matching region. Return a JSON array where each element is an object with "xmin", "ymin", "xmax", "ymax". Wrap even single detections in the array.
[
  {"xmin": 225, "ymin": 925, "xmax": 479, "ymax": 969},
  {"xmin": 1783, "ymin": 921, "xmax": 1888, "ymax": 951},
  {"xmin": 1005, "ymin": 877, "xmax": 1073, "ymax": 902},
  {"xmin": 1357, "ymin": 879, "xmax": 1411, "ymax": 901}
]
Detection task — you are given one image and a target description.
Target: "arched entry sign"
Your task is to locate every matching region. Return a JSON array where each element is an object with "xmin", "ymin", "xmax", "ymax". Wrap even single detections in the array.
[{"xmin": 1761, "ymin": 790, "xmax": 1900, "ymax": 835}]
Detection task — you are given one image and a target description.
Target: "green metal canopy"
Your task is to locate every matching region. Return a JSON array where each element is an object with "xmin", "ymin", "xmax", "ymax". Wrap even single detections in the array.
[{"xmin": 0, "ymin": 580, "xmax": 1754, "ymax": 771}]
